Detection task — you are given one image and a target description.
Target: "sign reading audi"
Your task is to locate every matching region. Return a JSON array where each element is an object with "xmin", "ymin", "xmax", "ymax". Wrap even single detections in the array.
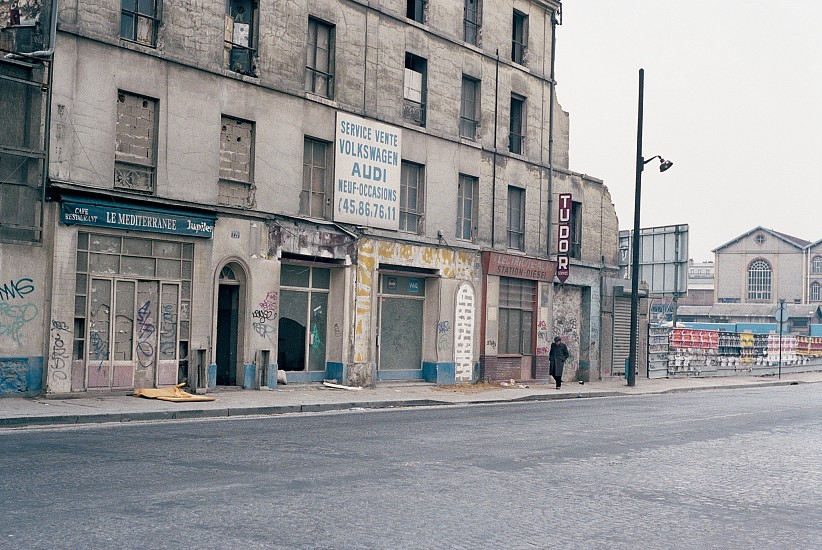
[{"xmin": 334, "ymin": 112, "xmax": 402, "ymax": 229}]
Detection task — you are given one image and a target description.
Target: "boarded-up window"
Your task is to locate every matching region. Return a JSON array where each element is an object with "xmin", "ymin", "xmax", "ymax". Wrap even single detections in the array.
[
  {"xmin": 218, "ymin": 116, "xmax": 254, "ymax": 207},
  {"xmin": 115, "ymin": 92, "xmax": 157, "ymax": 193}
]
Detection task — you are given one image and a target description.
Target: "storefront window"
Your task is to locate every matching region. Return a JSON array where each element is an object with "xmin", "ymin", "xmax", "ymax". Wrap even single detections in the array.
[
  {"xmin": 279, "ymin": 265, "xmax": 330, "ymax": 372},
  {"xmin": 74, "ymin": 232, "xmax": 192, "ymax": 389},
  {"xmin": 498, "ymin": 277, "xmax": 534, "ymax": 355}
]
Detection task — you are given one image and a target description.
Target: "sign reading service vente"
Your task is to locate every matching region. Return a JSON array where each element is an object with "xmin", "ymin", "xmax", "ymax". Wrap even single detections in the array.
[{"xmin": 334, "ymin": 112, "xmax": 402, "ymax": 230}]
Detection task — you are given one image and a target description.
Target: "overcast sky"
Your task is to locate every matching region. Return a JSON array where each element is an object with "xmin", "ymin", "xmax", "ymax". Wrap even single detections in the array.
[{"xmin": 554, "ymin": 1, "xmax": 822, "ymax": 261}]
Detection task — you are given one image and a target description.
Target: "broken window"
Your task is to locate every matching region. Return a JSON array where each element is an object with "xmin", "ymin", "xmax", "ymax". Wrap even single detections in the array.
[
  {"xmin": 115, "ymin": 91, "xmax": 157, "ymax": 194},
  {"xmin": 403, "ymin": 53, "xmax": 427, "ymax": 126},
  {"xmin": 218, "ymin": 116, "xmax": 255, "ymax": 208},
  {"xmin": 301, "ymin": 137, "xmax": 331, "ymax": 219},
  {"xmin": 224, "ymin": 0, "xmax": 258, "ymax": 76},
  {"xmin": 305, "ymin": 17, "xmax": 335, "ymax": 99},
  {"xmin": 120, "ymin": 0, "xmax": 159, "ymax": 47}
]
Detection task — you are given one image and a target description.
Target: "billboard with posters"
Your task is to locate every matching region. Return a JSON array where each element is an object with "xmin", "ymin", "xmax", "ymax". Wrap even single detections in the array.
[{"xmin": 333, "ymin": 112, "xmax": 402, "ymax": 229}]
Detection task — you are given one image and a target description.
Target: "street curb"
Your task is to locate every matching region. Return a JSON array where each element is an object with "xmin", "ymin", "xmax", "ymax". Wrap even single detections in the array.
[
  {"xmin": 0, "ymin": 379, "xmax": 816, "ymax": 429},
  {"xmin": 658, "ymin": 380, "xmax": 804, "ymax": 395}
]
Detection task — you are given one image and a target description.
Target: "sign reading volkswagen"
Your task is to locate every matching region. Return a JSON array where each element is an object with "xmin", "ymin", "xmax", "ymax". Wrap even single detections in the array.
[{"xmin": 334, "ymin": 112, "xmax": 402, "ymax": 229}]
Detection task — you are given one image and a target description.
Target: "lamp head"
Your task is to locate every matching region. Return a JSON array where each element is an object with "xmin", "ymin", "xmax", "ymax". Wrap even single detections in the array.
[{"xmin": 659, "ymin": 158, "xmax": 673, "ymax": 172}]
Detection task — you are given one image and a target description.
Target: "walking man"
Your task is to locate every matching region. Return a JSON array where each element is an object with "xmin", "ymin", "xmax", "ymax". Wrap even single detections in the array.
[{"xmin": 549, "ymin": 336, "xmax": 569, "ymax": 389}]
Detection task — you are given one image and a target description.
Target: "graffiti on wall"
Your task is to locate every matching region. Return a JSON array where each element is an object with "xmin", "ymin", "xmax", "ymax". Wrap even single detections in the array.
[
  {"xmin": 551, "ymin": 316, "xmax": 579, "ymax": 342},
  {"xmin": 159, "ymin": 304, "xmax": 176, "ymax": 358},
  {"xmin": 0, "ymin": 277, "xmax": 38, "ymax": 347},
  {"xmin": 436, "ymin": 320, "xmax": 452, "ymax": 358},
  {"xmin": 0, "ymin": 358, "xmax": 30, "ymax": 394},
  {"xmin": 0, "ymin": 278, "xmax": 35, "ymax": 301},
  {"xmin": 49, "ymin": 320, "xmax": 71, "ymax": 383},
  {"xmin": 136, "ymin": 300, "xmax": 155, "ymax": 368},
  {"xmin": 252, "ymin": 290, "xmax": 278, "ymax": 345},
  {"xmin": 536, "ymin": 319, "xmax": 551, "ymax": 356}
]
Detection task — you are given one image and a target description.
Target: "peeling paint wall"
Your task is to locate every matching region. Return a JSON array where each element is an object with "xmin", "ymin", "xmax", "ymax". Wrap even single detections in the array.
[{"xmin": 353, "ymin": 238, "xmax": 477, "ymax": 366}]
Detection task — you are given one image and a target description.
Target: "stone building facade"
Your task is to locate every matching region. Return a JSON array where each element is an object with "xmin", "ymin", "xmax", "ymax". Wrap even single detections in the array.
[{"xmin": 0, "ymin": 0, "xmax": 628, "ymax": 397}]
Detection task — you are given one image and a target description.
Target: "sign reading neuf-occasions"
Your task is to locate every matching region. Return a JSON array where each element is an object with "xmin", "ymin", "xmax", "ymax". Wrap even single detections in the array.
[
  {"xmin": 556, "ymin": 193, "xmax": 572, "ymax": 282},
  {"xmin": 334, "ymin": 111, "xmax": 402, "ymax": 230},
  {"xmin": 483, "ymin": 252, "xmax": 558, "ymax": 282},
  {"xmin": 61, "ymin": 199, "xmax": 215, "ymax": 238}
]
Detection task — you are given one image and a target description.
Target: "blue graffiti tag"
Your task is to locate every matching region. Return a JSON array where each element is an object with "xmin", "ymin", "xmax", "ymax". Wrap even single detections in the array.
[{"xmin": 0, "ymin": 302, "xmax": 39, "ymax": 345}]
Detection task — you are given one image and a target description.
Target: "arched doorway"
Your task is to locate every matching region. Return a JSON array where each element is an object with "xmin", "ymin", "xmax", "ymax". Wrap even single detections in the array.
[{"xmin": 215, "ymin": 263, "xmax": 246, "ymax": 386}]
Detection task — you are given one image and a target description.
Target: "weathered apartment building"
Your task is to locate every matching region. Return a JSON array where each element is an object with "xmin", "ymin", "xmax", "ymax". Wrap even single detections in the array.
[{"xmin": 0, "ymin": 0, "xmax": 630, "ymax": 397}]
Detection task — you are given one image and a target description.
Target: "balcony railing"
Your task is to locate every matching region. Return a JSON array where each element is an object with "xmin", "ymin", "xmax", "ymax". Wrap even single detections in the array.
[{"xmin": 403, "ymin": 99, "xmax": 426, "ymax": 126}]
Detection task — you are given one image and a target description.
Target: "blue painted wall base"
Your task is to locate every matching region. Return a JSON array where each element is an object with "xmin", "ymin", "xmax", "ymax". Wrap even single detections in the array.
[
  {"xmin": 422, "ymin": 362, "xmax": 456, "ymax": 385},
  {"xmin": 326, "ymin": 362, "xmax": 346, "ymax": 384},
  {"xmin": 243, "ymin": 363, "xmax": 255, "ymax": 389},
  {"xmin": 207, "ymin": 364, "xmax": 217, "ymax": 390},
  {"xmin": 266, "ymin": 364, "xmax": 278, "ymax": 388},
  {"xmin": 0, "ymin": 356, "xmax": 44, "ymax": 397}
]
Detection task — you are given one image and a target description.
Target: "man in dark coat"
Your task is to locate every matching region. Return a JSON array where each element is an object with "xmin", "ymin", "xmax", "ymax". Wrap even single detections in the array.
[{"xmin": 549, "ymin": 336, "xmax": 570, "ymax": 389}]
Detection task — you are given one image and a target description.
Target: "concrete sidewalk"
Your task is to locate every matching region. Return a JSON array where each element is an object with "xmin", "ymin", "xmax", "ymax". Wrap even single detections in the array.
[{"xmin": 2, "ymin": 372, "xmax": 821, "ymax": 429}]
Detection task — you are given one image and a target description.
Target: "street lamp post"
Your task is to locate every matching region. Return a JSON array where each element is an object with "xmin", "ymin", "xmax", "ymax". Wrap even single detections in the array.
[{"xmin": 627, "ymin": 68, "xmax": 673, "ymax": 387}]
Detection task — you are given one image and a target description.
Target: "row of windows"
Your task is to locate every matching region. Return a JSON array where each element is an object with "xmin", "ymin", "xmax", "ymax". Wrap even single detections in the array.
[
  {"xmin": 120, "ymin": 3, "xmax": 532, "ymax": 152},
  {"xmin": 745, "ymin": 258, "xmax": 822, "ymax": 302},
  {"xmin": 114, "ymin": 90, "xmax": 577, "ymax": 249},
  {"xmin": 124, "ymin": 1, "xmax": 529, "ymax": 66}
]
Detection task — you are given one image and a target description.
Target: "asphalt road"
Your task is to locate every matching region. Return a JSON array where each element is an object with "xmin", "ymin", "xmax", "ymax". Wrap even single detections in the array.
[{"xmin": 2, "ymin": 384, "xmax": 821, "ymax": 549}]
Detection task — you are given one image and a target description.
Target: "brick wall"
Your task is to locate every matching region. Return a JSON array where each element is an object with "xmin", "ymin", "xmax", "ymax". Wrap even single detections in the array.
[{"xmin": 479, "ymin": 355, "xmax": 520, "ymax": 382}]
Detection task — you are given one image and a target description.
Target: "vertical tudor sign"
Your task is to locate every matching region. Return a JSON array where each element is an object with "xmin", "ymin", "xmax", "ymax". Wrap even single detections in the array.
[
  {"xmin": 556, "ymin": 193, "xmax": 572, "ymax": 282},
  {"xmin": 334, "ymin": 112, "xmax": 402, "ymax": 230}
]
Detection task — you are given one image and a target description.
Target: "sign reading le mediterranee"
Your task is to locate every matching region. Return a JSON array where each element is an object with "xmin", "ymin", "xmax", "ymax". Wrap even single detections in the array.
[{"xmin": 61, "ymin": 200, "xmax": 215, "ymax": 238}]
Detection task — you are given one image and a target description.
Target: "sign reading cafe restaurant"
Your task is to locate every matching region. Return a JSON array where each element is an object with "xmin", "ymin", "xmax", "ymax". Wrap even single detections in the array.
[
  {"xmin": 334, "ymin": 111, "xmax": 402, "ymax": 230},
  {"xmin": 61, "ymin": 198, "xmax": 216, "ymax": 238}
]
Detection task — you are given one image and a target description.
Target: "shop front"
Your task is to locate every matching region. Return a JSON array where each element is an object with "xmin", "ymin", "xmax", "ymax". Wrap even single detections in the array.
[
  {"xmin": 267, "ymin": 220, "xmax": 357, "ymax": 383},
  {"xmin": 350, "ymin": 238, "xmax": 479, "ymax": 386},
  {"xmin": 47, "ymin": 195, "xmax": 215, "ymax": 393},
  {"xmin": 480, "ymin": 252, "xmax": 557, "ymax": 382}
]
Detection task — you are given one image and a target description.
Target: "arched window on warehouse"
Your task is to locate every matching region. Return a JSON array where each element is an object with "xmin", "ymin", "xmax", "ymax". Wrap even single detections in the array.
[
  {"xmin": 811, "ymin": 282, "xmax": 822, "ymax": 302},
  {"xmin": 747, "ymin": 259, "xmax": 772, "ymax": 301},
  {"xmin": 812, "ymin": 256, "xmax": 822, "ymax": 274}
]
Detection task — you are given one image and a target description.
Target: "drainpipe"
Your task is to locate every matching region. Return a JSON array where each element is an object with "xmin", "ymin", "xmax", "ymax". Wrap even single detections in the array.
[
  {"xmin": 491, "ymin": 49, "xmax": 499, "ymax": 248},
  {"xmin": 546, "ymin": 6, "xmax": 560, "ymax": 257},
  {"xmin": 30, "ymin": 0, "xmax": 58, "ymax": 59}
]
